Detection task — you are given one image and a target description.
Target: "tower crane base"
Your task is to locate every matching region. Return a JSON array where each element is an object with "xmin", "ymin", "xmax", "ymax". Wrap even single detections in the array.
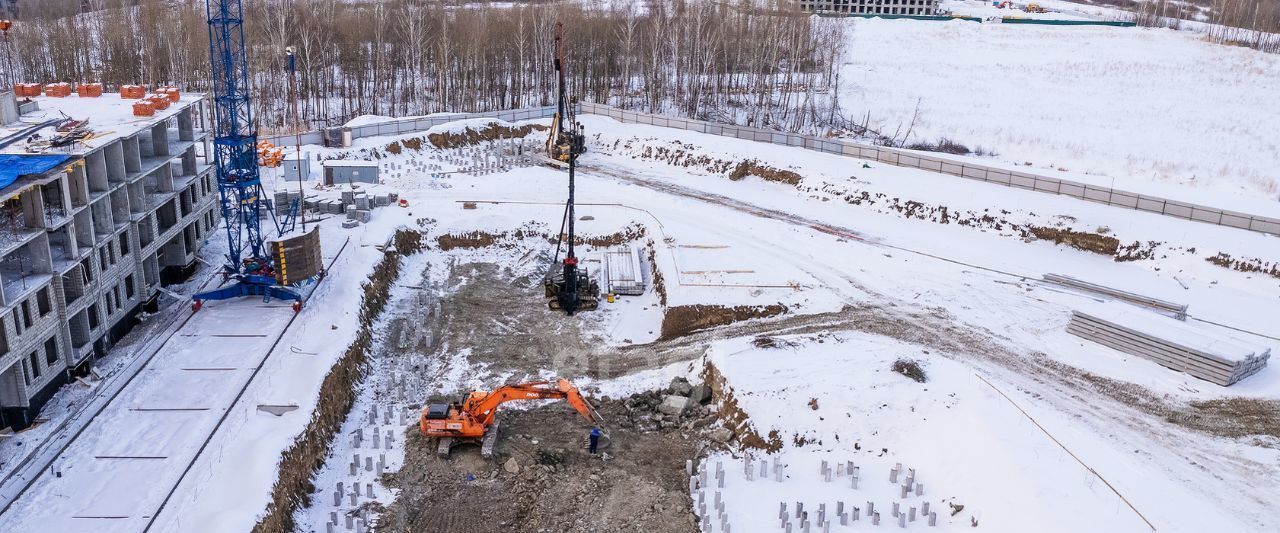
[{"xmin": 192, "ymin": 276, "xmax": 310, "ymax": 312}]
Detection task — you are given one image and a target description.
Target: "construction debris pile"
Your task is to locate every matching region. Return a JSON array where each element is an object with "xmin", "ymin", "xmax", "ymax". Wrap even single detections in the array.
[{"xmin": 616, "ymin": 377, "xmax": 722, "ymax": 437}]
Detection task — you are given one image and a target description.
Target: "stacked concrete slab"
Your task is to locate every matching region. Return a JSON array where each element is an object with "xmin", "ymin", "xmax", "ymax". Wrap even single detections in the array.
[
  {"xmin": 1068, "ymin": 304, "xmax": 1270, "ymax": 386},
  {"xmin": 1043, "ymin": 273, "xmax": 1187, "ymax": 320},
  {"xmin": 603, "ymin": 246, "xmax": 645, "ymax": 296}
]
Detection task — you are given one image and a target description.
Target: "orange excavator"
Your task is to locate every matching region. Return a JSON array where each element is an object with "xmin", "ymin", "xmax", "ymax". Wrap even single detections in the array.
[{"xmin": 420, "ymin": 379, "xmax": 605, "ymax": 458}]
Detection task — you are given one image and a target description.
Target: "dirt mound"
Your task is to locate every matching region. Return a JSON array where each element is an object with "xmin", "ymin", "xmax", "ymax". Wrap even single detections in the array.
[
  {"xmin": 645, "ymin": 240, "xmax": 668, "ymax": 306},
  {"xmin": 1207, "ymin": 252, "xmax": 1280, "ymax": 279},
  {"xmin": 891, "ymin": 358, "xmax": 928, "ymax": 383},
  {"xmin": 660, "ymin": 304, "xmax": 788, "ymax": 340},
  {"xmin": 385, "ymin": 137, "xmax": 424, "ymax": 154},
  {"xmin": 579, "ymin": 222, "xmax": 647, "ymax": 247},
  {"xmin": 437, "ymin": 223, "xmax": 648, "ymax": 253},
  {"xmin": 436, "ymin": 231, "xmax": 500, "ymax": 250},
  {"xmin": 728, "ymin": 160, "xmax": 803, "ymax": 185},
  {"xmin": 428, "ymin": 122, "xmax": 547, "ymax": 149},
  {"xmin": 1027, "ymin": 226, "xmax": 1120, "ymax": 256}
]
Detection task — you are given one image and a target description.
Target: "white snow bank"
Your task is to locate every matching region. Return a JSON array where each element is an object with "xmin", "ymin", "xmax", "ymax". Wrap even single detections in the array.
[{"xmin": 840, "ymin": 18, "xmax": 1280, "ymax": 201}]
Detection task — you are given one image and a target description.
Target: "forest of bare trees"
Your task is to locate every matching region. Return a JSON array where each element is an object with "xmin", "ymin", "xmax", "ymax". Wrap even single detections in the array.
[
  {"xmin": 1122, "ymin": 0, "xmax": 1280, "ymax": 52},
  {"xmin": 3, "ymin": 0, "xmax": 848, "ymax": 134}
]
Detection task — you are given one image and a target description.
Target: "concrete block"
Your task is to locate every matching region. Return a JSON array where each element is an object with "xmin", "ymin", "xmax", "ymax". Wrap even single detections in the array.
[
  {"xmin": 658, "ymin": 394, "xmax": 695, "ymax": 416},
  {"xmin": 342, "ymin": 219, "xmax": 360, "ymax": 229}
]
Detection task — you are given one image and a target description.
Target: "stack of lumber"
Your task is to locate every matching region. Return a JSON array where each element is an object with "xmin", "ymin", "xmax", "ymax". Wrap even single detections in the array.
[
  {"xmin": 1043, "ymin": 273, "xmax": 1187, "ymax": 320},
  {"xmin": 1068, "ymin": 303, "xmax": 1269, "ymax": 386}
]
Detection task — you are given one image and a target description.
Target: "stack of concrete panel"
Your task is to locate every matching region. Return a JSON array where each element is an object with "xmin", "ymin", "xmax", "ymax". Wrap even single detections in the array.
[
  {"xmin": 374, "ymin": 194, "xmax": 389, "ymax": 207},
  {"xmin": 355, "ymin": 193, "xmax": 370, "ymax": 210},
  {"xmin": 1044, "ymin": 273, "xmax": 1187, "ymax": 320},
  {"xmin": 356, "ymin": 210, "xmax": 372, "ymax": 223},
  {"xmin": 1068, "ymin": 304, "xmax": 1270, "ymax": 386},
  {"xmin": 274, "ymin": 191, "xmax": 291, "ymax": 215}
]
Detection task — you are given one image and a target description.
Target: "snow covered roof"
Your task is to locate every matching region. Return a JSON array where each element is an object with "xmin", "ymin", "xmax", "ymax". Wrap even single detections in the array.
[
  {"xmin": 0, "ymin": 92, "xmax": 204, "ymax": 156},
  {"xmin": 321, "ymin": 159, "xmax": 378, "ymax": 168}
]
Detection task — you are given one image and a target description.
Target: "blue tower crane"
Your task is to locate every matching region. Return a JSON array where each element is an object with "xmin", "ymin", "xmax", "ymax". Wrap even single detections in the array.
[{"xmin": 193, "ymin": 0, "xmax": 308, "ymax": 311}]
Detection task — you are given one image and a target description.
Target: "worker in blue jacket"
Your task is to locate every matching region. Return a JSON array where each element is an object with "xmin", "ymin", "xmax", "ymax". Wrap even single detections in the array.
[{"xmin": 588, "ymin": 427, "xmax": 601, "ymax": 454}]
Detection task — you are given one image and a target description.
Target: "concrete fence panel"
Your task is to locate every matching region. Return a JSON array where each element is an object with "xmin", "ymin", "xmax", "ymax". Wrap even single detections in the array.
[
  {"xmin": 269, "ymin": 103, "xmax": 1276, "ymax": 236},
  {"xmin": 1164, "ymin": 202, "xmax": 1195, "ymax": 219},
  {"xmin": 1191, "ymin": 208, "xmax": 1222, "ymax": 224},
  {"xmin": 986, "ymin": 169, "xmax": 1012, "ymax": 186},
  {"xmin": 1110, "ymin": 191, "xmax": 1139, "ymax": 209},
  {"xmin": 1251, "ymin": 218, "xmax": 1280, "ymax": 234},
  {"xmin": 1033, "ymin": 178, "xmax": 1062, "ymax": 194}
]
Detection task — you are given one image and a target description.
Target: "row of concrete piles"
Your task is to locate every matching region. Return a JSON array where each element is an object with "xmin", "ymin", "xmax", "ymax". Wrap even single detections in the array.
[
  {"xmin": 688, "ymin": 456, "xmax": 941, "ymax": 532},
  {"xmin": 383, "ymin": 136, "xmax": 542, "ymax": 183},
  {"xmin": 321, "ymin": 403, "xmax": 407, "ymax": 533}
]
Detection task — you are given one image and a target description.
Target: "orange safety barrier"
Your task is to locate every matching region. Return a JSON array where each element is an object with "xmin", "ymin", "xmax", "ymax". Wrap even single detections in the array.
[
  {"xmin": 77, "ymin": 83, "xmax": 103, "ymax": 97},
  {"xmin": 133, "ymin": 101, "xmax": 156, "ymax": 117},
  {"xmin": 120, "ymin": 85, "xmax": 146, "ymax": 99},
  {"xmin": 44, "ymin": 83, "xmax": 71, "ymax": 98}
]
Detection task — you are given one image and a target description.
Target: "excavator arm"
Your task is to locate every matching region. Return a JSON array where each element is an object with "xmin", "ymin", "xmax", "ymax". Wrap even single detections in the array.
[{"xmin": 463, "ymin": 379, "xmax": 604, "ymax": 429}]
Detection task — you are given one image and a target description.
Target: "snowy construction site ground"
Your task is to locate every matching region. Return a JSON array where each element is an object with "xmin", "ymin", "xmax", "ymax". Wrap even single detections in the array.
[
  {"xmin": 840, "ymin": 18, "xmax": 1280, "ymax": 201},
  {"xmin": 267, "ymin": 109, "xmax": 1279, "ymax": 533},
  {"xmin": 2, "ymin": 103, "xmax": 1277, "ymax": 531}
]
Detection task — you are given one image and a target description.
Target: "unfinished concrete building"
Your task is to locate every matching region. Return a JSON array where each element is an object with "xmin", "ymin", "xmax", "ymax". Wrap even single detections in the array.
[
  {"xmin": 797, "ymin": 0, "xmax": 941, "ymax": 15},
  {"xmin": 0, "ymin": 89, "xmax": 218, "ymax": 430}
]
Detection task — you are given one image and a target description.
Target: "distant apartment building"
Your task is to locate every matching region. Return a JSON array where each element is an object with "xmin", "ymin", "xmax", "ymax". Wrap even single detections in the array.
[
  {"xmin": 0, "ymin": 89, "xmax": 218, "ymax": 431},
  {"xmin": 797, "ymin": 0, "xmax": 941, "ymax": 15}
]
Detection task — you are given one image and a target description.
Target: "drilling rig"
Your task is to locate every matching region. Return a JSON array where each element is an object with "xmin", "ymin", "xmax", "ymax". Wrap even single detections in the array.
[
  {"xmin": 544, "ymin": 22, "xmax": 598, "ymax": 315},
  {"xmin": 193, "ymin": 0, "xmax": 319, "ymax": 312}
]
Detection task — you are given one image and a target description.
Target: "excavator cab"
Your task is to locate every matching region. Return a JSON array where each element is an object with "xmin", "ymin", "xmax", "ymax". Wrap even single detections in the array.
[{"xmin": 424, "ymin": 403, "xmax": 450, "ymax": 420}]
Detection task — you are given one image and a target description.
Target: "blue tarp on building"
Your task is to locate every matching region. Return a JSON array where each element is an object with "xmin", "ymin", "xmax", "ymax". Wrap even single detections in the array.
[{"xmin": 0, "ymin": 154, "xmax": 71, "ymax": 190}]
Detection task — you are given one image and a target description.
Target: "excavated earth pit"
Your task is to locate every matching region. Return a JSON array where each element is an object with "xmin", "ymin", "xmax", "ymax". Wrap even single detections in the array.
[
  {"xmin": 379, "ymin": 395, "xmax": 708, "ymax": 533},
  {"xmin": 369, "ymin": 245, "xmax": 724, "ymax": 532}
]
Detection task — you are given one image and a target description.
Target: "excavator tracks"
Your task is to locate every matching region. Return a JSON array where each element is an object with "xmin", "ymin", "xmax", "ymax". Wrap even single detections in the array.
[{"xmin": 481, "ymin": 421, "xmax": 500, "ymax": 458}]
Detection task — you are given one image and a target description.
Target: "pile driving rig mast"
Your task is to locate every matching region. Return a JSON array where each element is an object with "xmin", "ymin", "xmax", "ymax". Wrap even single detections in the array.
[
  {"xmin": 544, "ymin": 21, "xmax": 598, "ymax": 315},
  {"xmin": 193, "ymin": 0, "xmax": 313, "ymax": 311}
]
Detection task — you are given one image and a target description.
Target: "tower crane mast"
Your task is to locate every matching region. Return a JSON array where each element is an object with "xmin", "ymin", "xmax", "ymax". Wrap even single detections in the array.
[{"xmin": 194, "ymin": 0, "xmax": 311, "ymax": 310}]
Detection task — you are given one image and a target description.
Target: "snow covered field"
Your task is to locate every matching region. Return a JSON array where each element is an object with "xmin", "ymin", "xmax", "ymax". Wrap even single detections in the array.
[{"xmin": 839, "ymin": 18, "xmax": 1280, "ymax": 200}]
